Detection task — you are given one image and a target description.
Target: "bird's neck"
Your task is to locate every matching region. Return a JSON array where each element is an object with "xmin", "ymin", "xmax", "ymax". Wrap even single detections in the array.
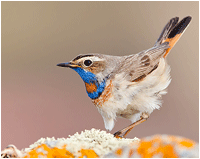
[{"xmin": 72, "ymin": 67, "xmax": 107, "ymax": 99}]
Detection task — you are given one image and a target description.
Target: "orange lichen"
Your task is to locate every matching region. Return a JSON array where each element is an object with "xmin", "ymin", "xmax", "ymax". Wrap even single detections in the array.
[
  {"xmin": 24, "ymin": 149, "xmax": 40, "ymax": 158},
  {"xmin": 128, "ymin": 149, "xmax": 134, "ymax": 157},
  {"xmin": 179, "ymin": 139, "xmax": 194, "ymax": 148},
  {"xmin": 43, "ymin": 144, "xmax": 54, "ymax": 158},
  {"xmin": 115, "ymin": 149, "xmax": 123, "ymax": 156},
  {"xmin": 52, "ymin": 147, "xmax": 74, "ymax": 158},
  {"xmin": 137, "ymin": 141, "xmax": 154, "ymax": 158},
  {"xmin": 24, "ymin": 144, "xmax": 98, "ymax": 158},
  {"xmin": 24, "ymin": 144, "xmax": 47, "ymax": 158},
  {"xmin": 24, "ymin": 144, "xmax": 73, "ymax": 158},
  {"xmin": 136, "ymin": 136, "xmax": 180, "ymax": 158},
  {"xmin": 3, "ymin": 132, "xmax": 198, "ymax": 158},
  {"xmin": 79, "ymin": 149, "xmax": 98, "ymax": 158},
  {"xmin": 158, "ymin": 144, "xmax": 178, "ymax": 158}
]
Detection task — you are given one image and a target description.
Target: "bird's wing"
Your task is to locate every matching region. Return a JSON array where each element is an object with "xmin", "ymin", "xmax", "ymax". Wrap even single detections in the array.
[{"xmin": 114, "ymin": 43, "xmax": 169, "ymax": 82}]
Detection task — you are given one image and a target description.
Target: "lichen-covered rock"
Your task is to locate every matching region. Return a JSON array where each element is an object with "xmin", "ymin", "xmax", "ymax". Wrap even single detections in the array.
[
  {"xmin": 1, "ymin": 129, "xmax": 198, "ymax": 158},
  {"xmin": 105, "ymin": 134, "xmax": 199, "ymax": 158}
]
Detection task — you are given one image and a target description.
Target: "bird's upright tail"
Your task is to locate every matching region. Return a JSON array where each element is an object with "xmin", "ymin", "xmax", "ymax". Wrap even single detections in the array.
[{"xmin": 154, "ymin": 16, "xmax": 192, "ymax": 58}]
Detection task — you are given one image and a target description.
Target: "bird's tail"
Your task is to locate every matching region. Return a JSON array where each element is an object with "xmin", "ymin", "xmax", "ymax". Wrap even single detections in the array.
[{"xmin": 154, "ymin": 16, "xmax": 192, "ymax": 58}]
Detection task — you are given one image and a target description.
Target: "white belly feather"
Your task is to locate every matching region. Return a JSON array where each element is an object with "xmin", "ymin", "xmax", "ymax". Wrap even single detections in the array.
[{"xmin": 95, "ymin": 58, "xmax": 171, "ymax": 131}]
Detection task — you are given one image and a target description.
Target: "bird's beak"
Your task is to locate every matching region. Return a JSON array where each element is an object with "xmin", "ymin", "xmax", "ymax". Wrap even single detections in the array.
[{"xmin": 57, "ymin": 62, "xmax": 80, "ymax": 68}]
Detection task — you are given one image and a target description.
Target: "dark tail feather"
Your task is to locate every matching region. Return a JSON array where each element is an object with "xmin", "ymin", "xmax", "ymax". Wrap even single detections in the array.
[
  {"xmin": 155, "ymin": 17, "xmax": 179, "ymax": 45},
  {"xmin": 154, "ymin": 16, "xmax": 192, "ymax": 58}
]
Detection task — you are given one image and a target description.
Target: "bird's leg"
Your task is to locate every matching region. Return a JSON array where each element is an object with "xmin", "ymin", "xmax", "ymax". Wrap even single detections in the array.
[
  {"xmin": 114, "ymin": 113, "xmax": 149, "ymax": 138},
  {"xmin": 114, "ymin": 118, "xmax": 146, "ymax": 138}
]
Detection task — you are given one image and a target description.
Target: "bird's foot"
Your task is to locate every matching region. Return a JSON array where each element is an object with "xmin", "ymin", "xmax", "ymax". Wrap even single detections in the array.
[{"xmin": 113, "ymin": 131, "xmax": 123, "ymax": 139}]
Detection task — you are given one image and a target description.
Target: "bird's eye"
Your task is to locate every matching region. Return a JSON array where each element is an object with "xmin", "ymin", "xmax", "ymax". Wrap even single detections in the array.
[{"xmin": 84, "ymin": 59, "xmax": 92, "ymax": 66}]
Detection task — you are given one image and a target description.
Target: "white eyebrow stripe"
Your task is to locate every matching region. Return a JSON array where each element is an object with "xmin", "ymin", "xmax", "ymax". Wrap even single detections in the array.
[{"xmin": 77, "ymin": 56, "xmax": 103, "ymax": 62}]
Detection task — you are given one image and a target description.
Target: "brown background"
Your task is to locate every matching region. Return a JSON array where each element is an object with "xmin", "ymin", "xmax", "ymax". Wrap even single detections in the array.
[{"xmin": 2, "ymin": 1, "xmax": 199, "ymax": 149}]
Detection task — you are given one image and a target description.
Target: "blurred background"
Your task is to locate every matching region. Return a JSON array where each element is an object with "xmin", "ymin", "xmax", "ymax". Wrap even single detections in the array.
[{"xmin": 2, "ymin": 1, "xmax": 199, "ymax": 149}]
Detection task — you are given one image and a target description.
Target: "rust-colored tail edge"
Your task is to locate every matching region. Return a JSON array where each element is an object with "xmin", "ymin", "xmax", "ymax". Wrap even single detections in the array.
[{"xmin": 163, "ymin": 16, "xmax": 192, "ymax": 58}]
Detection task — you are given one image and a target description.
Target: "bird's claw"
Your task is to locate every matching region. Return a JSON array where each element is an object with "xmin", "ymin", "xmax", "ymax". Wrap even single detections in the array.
[{"xmin": 113, "ymin": 131, "xmax": 123, "ymax": 139}]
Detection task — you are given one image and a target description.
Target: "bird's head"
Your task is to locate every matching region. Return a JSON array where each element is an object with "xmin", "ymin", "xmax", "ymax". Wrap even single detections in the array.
[{"xmin": 57, "ymin": 54, "xmax": 116, "ymax": 99}]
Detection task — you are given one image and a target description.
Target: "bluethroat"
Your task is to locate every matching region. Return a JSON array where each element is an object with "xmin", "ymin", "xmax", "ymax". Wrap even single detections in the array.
[{"xmin": 57, "ymin": 16, "xmax": 192, "ymax": 138}]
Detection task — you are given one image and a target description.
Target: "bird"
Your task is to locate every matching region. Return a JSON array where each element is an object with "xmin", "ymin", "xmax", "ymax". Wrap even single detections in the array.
[{"xmin": 57, "ymin": 16, "xmax": 192, "ymax": 138}]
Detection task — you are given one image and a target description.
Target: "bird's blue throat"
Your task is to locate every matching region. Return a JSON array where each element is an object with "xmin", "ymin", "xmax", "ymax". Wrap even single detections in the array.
[{"xmin": 71, "ymin": 67, "xmax": 106, "ymax": 99}]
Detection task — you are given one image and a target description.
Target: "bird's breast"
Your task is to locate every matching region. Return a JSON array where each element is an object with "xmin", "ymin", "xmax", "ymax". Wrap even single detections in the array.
[
  {"xmin": 72, "ymin": 67, "xmax": 107, "ymax": 99},
  {"xmin": 84, "ymin": 79, "xmax": 107, "ymax": 100},
  {"xmin": 85, "ymin": 82, "xmax": 97, "ymax": 93},
  {"xmin": 92, "ymin": 80, "xmax": 113, "ymax": 107}
]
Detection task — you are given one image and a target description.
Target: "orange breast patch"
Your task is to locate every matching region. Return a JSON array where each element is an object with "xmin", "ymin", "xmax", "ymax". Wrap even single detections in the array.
[
  {"xmin": 85, "ymin": 82, "xmax": 97, "ymax": 93},
  {"xmin": 92, "ymin": 80, "xmax": 113, "ymax": 107}
]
